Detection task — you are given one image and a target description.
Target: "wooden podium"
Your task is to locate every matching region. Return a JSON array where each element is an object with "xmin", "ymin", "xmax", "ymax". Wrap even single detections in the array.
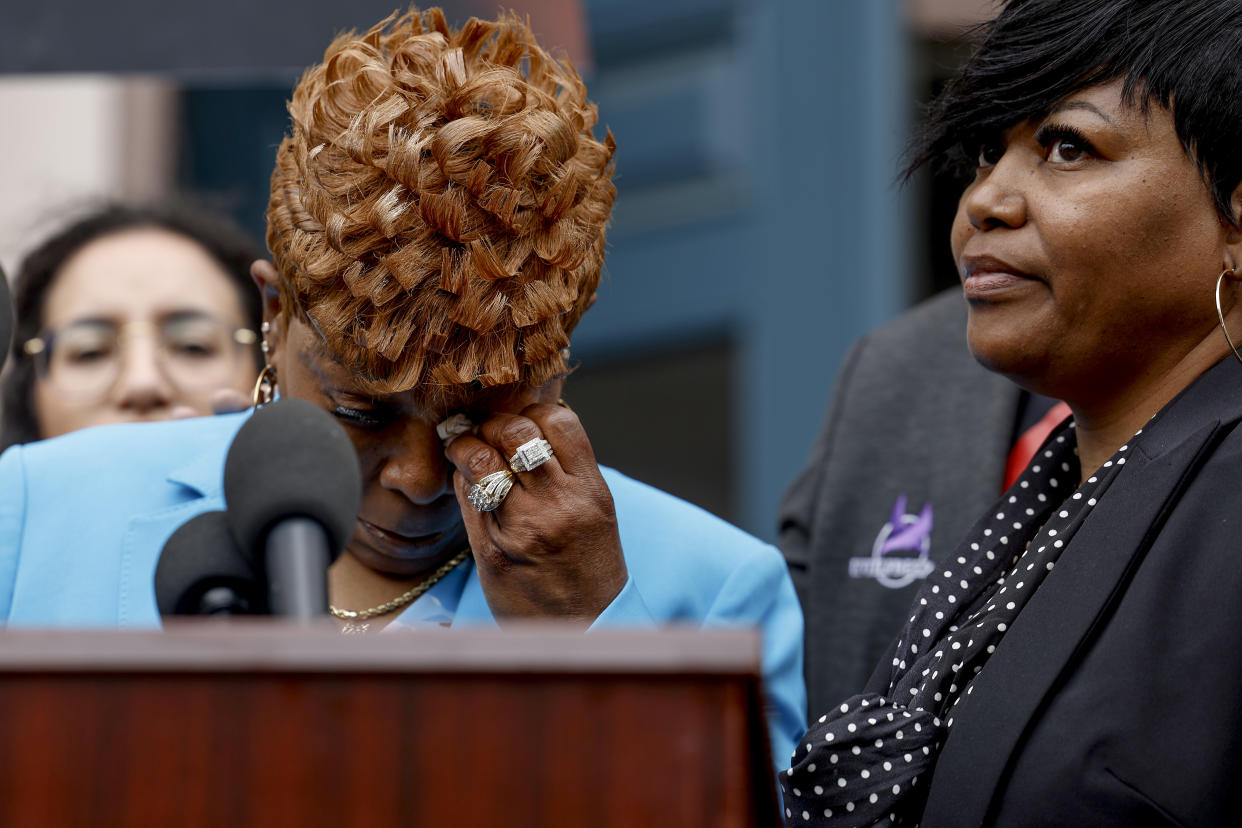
[{"xmin": 0, "ymin": 625, "xmax": 778, "ymax": 827}]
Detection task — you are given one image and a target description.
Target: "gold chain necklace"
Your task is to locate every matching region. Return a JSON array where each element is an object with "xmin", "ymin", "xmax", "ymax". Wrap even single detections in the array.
[{"xmin": 331, "ymin": 549, "xmax": 471, "ymax": 630}]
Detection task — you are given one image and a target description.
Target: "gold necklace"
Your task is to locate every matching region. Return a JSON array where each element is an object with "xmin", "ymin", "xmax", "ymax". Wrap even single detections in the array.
[{"xmin": 331, "ymin": 549, "xmax": 471, "ymax": 631}]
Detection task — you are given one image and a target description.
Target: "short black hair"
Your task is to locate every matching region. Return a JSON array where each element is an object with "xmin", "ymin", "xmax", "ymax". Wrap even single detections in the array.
[
  {"xmin": 0, "ymin": 202, "xmax": 263, "ymax": 449},
  {"xmin": 907, "ymin": 0, "xmax": 1242, "ymax": 225}
]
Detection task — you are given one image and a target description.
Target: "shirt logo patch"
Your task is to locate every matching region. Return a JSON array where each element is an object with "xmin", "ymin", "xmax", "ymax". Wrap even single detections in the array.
[{"xmin": 848, "ymin": 494, "xmax": 934, "ymax": 589}]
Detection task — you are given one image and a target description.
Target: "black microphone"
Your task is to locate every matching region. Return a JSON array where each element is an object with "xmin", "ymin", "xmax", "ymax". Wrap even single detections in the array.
[
  {"xmin": 154, "ymin": 511, "xmax": 266, "ymax": 616},
  {"xmin": 223, "ymin": 398, "xmax": 361, "ymax": 619},
  {"xmin": 0, "ymin": 265, "xmax": 13, "ymax": 371}
]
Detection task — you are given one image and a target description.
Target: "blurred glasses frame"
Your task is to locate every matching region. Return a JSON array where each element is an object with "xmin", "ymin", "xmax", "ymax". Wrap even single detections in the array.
[{"xmin": 22, "ymin": 314, "xmax": 258, "ymax": 403}]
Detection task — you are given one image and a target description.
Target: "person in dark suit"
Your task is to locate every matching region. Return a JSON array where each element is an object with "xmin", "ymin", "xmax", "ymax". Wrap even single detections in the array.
[
  {"xmin": 781, "ymin": 0, "xmax": 1242, "ymax": 824},
  {"xmin": 780, "ymin": 289, "xmax": 1062, "ymax": 715}
]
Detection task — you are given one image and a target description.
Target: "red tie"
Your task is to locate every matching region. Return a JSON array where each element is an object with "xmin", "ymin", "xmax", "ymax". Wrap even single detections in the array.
[{"xmin": 1003, "ymin": 401, "xmax": 1072, "ymax": 491}]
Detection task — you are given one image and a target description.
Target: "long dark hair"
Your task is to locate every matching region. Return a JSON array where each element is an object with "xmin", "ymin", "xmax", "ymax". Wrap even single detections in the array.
[
  {"xmin": 906, "ymin": 0, "xmax": 1242, "ymax": 226},
  {"xmin": 1, "ymin": 202, "xmax": 263, "ymax": 450}
]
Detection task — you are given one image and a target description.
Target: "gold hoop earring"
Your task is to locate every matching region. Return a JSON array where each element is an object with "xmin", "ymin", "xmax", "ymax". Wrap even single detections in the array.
[
  {"xmin": 252, "ymin": 365, "xmax": 277, "ymax": 408},
  {"xmin": 1215, "ymin": 268, "xmax": 1242, "ymax": 367}
]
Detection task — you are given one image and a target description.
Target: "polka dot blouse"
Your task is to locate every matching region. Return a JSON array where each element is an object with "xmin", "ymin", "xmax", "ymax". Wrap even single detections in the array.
[{"xmin": 782, "ymin": 419, "xmax": 1136, "ymax": 826}]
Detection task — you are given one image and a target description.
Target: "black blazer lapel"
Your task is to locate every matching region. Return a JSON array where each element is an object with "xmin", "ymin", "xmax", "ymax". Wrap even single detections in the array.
[{"xmin": 921, "ymin": 358, "xmax": 1242, "ymax": 827}]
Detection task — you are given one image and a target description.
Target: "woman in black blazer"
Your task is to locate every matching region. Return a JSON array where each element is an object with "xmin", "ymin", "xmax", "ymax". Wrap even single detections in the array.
[{"xmin": 783, "ymin": 1, "xmax": 1242, "ymax": 825}]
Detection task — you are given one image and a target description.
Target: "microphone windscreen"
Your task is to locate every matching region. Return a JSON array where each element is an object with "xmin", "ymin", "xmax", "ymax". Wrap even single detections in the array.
[
  {"xmin": 155, "ymin": 510, "xmax": 265, "ymax": 616},
  {"xmin": 0, "ymin": 266, "xmax": 13, "ymax": 366},
  {"xmin": 223, "ymin": 397, "xmax": 361, "ymax": 563}
]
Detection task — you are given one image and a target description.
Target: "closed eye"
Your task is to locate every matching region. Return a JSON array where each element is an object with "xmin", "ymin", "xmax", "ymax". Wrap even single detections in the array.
[
  {"xmin": 64, "ymin": 348, "xmax": 113, "ymax": 366},
  {"xmin": 331, "ymin": 404, "xmax": 394, "ymax": 430}
]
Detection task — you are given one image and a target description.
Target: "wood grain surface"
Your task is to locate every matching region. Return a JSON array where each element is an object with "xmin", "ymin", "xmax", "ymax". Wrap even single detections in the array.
[{"xmin": 0, "ymin": 625, "xmax": 777, "ymax": 827}]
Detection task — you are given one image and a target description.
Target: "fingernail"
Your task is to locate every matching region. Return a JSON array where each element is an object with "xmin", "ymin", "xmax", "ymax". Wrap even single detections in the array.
[{"xmin": 436, "ymin": 412, "xmax": 474, "ymax": 443}]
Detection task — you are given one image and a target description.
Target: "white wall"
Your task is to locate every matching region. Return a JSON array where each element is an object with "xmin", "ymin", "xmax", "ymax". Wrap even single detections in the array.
[{"xmin": 0, "ymin": 75, "xmax": 176, "ymax": 277}]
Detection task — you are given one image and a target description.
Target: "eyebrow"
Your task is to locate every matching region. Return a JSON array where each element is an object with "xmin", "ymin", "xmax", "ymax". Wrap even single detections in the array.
[
  {"xmin": 297, "ymin": 337, "xmax": 406, "ymax": 408},
  {"xmin": 63, "ymin": 309, "xmax": 221, "ymax": 329},
  {"xmin": 296, "ymin": 326, "xmax": 490, "ymax": 415},
  {"xmin": 297, "ymin": 339, "xmax": 351, "ymax": 389},
  {"xmin": 303, "ymin": 335, "xmax": 336, "ymax": 364},
  {"xmin": 1046, "ymin": 100, "xmax": 1116, "ymax": 126},
  {"xmin": 62, "ymin": 315, "xmax": 116, "ymax": 328}
]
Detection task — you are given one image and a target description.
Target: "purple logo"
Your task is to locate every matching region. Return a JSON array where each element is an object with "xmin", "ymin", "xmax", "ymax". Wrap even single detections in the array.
[{"xmin": 848, "ymin": 494, "xmax": 935, "ymax": 589}]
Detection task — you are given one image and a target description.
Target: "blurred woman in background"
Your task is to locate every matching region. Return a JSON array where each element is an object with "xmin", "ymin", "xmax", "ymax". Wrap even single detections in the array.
[{"xmin": 0, "ymin": 203, "xmax": 262, "ymax": 449}]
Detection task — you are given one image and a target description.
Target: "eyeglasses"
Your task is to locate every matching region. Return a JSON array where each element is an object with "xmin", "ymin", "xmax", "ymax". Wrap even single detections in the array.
[{"xmin": 23, "ymin": 313, "xmax": 258, "ymax": 402}]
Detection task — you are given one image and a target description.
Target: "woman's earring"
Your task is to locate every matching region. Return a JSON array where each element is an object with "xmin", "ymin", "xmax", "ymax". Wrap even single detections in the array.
[
  {"xmin": 253, "ymin": 321, "xmax": 278, "ymax": 407},
  {"xmin": 556, "ymin": 347, "xmax": 574, "ymax": 410},
  {"xmin": 252, "ymin": 365, "xmax": 277, "ymax": 408},
  {"xmin": 1215, "ymin": 268, "xmax": 1242, "ymax": 367}
]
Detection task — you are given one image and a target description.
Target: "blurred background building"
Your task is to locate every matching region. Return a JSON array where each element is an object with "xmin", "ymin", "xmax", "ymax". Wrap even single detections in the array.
[{"xmin": 0, "ymin": 0, "xmax": 996, "ymax": 539}]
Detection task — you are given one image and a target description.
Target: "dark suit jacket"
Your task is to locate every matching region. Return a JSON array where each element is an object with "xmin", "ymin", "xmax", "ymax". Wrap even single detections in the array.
[
  {"xmin": 907, "ymin": 355, "xmax": 1242, "ymax": 827},
  {"xmin": 780, "ymin": 289, "xmax": 1022, "ymax": 713}
]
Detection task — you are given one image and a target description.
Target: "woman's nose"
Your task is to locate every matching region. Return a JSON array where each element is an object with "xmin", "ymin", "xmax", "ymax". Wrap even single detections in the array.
[
  {"xmin": 377, "ymin": 422, "xmax": 456, "ymax": 505},
  {"xmin": 111, "ymin": 335, "xmax": 174, "ymax": 413},
  {"xmin": 961, "ymin": 154, "xmax": 1029, "ymax": 232}
]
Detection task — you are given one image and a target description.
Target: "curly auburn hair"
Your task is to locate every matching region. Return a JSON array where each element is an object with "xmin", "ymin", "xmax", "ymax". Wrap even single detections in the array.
[{"xmin": 266, "ymin": 7, "xmax": 616, "ymax": 401}]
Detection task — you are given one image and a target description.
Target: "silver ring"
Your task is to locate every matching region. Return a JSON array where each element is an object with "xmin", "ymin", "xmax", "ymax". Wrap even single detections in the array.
[
  {"xmin": 468, "ymin": 469, "xmax": 514, "ymax": 512},
  {"xmin": 508, "ymin": 438, "xmax": 555, "ymax": 473}
]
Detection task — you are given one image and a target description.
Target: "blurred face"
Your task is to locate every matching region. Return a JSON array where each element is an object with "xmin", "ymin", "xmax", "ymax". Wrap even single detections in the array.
[
  {"xmin": 270, "ymin": 315, "xmax": 557, "ymax": 577},
  {"xmin": 950, "ymin": 81, "xmax": 1233, "ymax": 404},
  {"xmin": 33, "ymin": 228, "xmax": 259, "ymax": 439}
]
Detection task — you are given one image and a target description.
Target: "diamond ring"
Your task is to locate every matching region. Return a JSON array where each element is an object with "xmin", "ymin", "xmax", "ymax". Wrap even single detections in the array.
[
  {"xmin": 468, "ymin": 469, "xmax": 514, "ymax": 512},
  {"xmin": 508, "ymin": 438, "xmax": 555, "ymax": 473}
]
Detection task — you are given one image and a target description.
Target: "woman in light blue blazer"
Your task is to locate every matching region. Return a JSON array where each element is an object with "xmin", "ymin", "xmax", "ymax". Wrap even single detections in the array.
[{"xmin": 0, "ymin": 8, "xmax": 804, "ymax": 772}]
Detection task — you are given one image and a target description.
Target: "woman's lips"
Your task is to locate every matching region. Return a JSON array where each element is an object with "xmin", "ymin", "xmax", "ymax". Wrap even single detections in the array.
[
  {"xmin": 357, "ymin": 517, "xmax": 445, "ymax": 550},
  {"xmin": 963, "ymin": 271, "xmax": 1037, "ymax": 297},
  {"xmin": 349, "ymin": 516, "xmax": 466, "ymax": 574},
  {"xmin": 960, "ymin": 255, "xmax": 1039, "ymax": 300}
]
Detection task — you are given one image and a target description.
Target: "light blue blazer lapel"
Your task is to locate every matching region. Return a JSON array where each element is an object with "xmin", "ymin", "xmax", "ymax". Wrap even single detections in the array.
[{"xmin": 117, "ymin": 444, "xmax": 224, "ymax": 626}]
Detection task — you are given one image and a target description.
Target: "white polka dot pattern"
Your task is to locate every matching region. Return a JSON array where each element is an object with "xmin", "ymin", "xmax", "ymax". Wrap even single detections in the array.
[{"xmin": 783, "ymin": 420, "xmax": 1137, "ymax": 825}]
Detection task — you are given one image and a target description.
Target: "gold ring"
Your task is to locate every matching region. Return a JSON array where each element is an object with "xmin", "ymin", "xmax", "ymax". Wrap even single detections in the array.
[{"xmin": 468, "ymin": 469, "xmax": 514, "ymax": 512}]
